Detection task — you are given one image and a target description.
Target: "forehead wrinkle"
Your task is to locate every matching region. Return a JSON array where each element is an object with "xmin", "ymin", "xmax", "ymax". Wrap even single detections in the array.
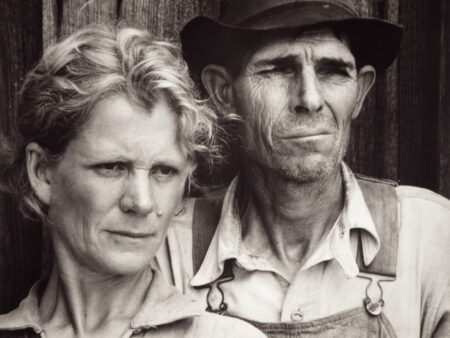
[
  {"xmin": 71, "ymin": 129, "xmax": 175, "ymax": 166},
  {"xmin": 250, "ymin": 32, "xmax": 354, "ymax": 69}
]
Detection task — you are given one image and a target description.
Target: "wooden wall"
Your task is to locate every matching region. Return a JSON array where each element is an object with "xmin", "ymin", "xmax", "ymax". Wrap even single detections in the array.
[
  {"xmin": 0, "ymin": 0, "xmax": 449, "ymax": 313},
  {"xmin": 0, "ymin": 0, "xmax": 44, "ymax": 314}
]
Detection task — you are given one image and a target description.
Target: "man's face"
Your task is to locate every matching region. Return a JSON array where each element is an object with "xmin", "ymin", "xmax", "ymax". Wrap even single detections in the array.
[
  {"xmin": 45, "ymin": 94, "xmax": 189, "ymax": 276},
  {"xmin": 231, "ymin": 30, "xmax": 370, "ymax": 182}
]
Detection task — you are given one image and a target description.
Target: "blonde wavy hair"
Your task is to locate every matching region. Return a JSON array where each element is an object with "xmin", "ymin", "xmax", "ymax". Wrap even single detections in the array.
[{"xmin": 0, "ymin": 25, "xmax": 218, "ymax": 220}]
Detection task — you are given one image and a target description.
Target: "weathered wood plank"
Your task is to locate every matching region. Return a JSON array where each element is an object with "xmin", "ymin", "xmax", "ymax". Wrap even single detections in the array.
[
  {"xmin": 438, "ymin": 0, "xmax": 450, "ymax": 198},
  {"xmin": 346, "ymin": 0, "xmax": 380, "ymax": 177},
  {"xmin": 1, "ymin": 0, "xmax": 448, "ymax": 315},
  {"xmin": 43, "ymin": 0, "xmax": 60, "ymax": 47},
  {"xmin": 63, "ymin": 0, "xmax": 118, "ymax": 37},
  {"xmin": 44, "ymin": 0, "xmax": 119, "ymax": 44},
  {"xmin": 119, "ymin": 0, "xmax": 219, "ymax": 39},
  {"xmin": 397, "ymin": 0, "xmax": 440, "ymax": 190},
  {"xmin": 375, "ymin": 0, "xmax": 399, "ymax": 180},
  {"xmin": 0, "ymin": 0, "xmax": 44, "ymax": 313}
]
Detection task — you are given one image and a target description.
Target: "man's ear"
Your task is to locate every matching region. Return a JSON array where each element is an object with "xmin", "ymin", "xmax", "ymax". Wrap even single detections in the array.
[
  {"xmin": 352, "ymin": 65, "xmax": 376, "ymax": 119},
  {"xmin": 201, "ymin": 64, "xmax": 235, "ymax": 116},
  {"xmin": 26, "ymin": 143, "xmax": 53, "ymax": 206}
]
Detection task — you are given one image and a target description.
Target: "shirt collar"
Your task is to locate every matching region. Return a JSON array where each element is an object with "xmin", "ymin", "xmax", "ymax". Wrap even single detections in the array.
[
  {"xmin": 131, "ymin": 269, "xmax": 203, "ymax": 329},
  {"xmin": 0, "ymin": 280, "xmax": 43, "ymax": 334},
  {"xmin": 341, "ymin": 163, "xmax": 380, "ymax": 266},
  {"xmin": 0, "ymin": 268, "xmax": 203, "ymax": 333},
  {"xmin": 191, "ymin": 163, "xmax": 380, "ymax": 286}
]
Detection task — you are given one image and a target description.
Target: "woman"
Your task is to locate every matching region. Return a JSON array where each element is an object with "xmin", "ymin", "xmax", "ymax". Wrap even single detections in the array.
[{"xmin": 0, "ymin": 26, "xmax": 265, "ymax": 338}]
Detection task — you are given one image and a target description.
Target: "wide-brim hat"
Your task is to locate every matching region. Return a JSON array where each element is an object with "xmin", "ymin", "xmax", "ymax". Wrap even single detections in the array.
[{"xmin": 181, "ymin": 0, "xmax": 403, "ymax": 77}]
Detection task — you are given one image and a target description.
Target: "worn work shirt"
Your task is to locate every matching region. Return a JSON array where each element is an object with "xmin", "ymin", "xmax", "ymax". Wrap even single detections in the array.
[
  {"xmin": 156, "ymin": 164, "xmax": 450, "ymax": 337},
  {"xmin": 0, "ymin": 268, "xmax": 266, "ymax": 338}
]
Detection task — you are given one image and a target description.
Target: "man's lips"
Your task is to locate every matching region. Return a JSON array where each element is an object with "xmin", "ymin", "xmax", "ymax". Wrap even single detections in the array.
[{"xmin": 106, "ymin": 230, "xmax": 153, "ymax": 239}]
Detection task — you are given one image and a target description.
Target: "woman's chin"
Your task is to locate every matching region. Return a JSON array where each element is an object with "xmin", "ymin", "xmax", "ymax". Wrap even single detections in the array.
[{"xmin": 89, "ymin": 251, "xmax": 155, "ymax": 276}]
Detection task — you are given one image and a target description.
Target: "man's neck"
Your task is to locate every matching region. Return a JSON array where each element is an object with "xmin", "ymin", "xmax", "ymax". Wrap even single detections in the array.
[
  {"xmin": 239, "ymin": 162, "xmax": 344, "ymax": 278},
  {"xmin": 39, "ymin": 248, "xmax": 152, "ymax": 338}
]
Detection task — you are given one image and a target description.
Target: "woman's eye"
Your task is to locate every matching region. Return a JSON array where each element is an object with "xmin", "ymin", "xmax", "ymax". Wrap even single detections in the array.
[{"xmin": 94, "ymin": 163, "xmax": 127, "ymax": 177}]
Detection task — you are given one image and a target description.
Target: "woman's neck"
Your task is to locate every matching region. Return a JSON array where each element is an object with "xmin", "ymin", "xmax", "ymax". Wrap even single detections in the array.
[{"xmin": 39, "ymin": 251, "xmax": 152, "ymax": 338}]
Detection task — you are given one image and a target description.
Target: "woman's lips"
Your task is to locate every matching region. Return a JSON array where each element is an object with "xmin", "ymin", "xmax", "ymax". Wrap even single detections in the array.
[{"xmin": 278, "ymin": 131, "xmax": 332, "ymax": 139}]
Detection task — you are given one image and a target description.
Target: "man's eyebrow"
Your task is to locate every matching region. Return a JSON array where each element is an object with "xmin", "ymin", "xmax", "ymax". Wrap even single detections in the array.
[
  {"xmin": 253, "ymin": 55, "xmax": 355, "ymax": 71},
  {"xmin": 253, "ymin": 55, "xmax": 299, "ymax": 68},
  {"xmin": 316, "ymin": 57, "xmax": 355, "ymax": 70}
]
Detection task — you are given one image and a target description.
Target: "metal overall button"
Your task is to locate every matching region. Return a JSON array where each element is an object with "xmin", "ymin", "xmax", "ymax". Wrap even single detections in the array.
[
  {"xmin": 364, "ymin": 296, "xmax": 385, "ymax": 316},
  {"xmin": 291, "ymin": 307, "xmax": 304, "ymax": 322},
  {"xmin": 358, "ymin": 273, "xmax": 395, "ymax": 316}
]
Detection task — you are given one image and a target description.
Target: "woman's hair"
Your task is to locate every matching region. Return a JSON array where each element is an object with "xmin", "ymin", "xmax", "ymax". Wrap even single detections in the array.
[{"xmin": 0, "ymin": 25, "xmax": 218, "ymax": 220}]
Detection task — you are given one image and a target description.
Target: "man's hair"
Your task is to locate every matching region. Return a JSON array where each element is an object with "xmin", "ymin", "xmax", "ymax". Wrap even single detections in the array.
[{"xmin": 0, "ymin": 25, "xmax": 218, "ymax": 220}]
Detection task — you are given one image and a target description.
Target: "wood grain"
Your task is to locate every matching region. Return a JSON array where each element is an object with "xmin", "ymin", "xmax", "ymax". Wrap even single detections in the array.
[
  {"xmin": 397, "ymin": 0, "xmax": 440, "ymax": 189},
  {"xmin": 119, "ymin": 0, "xmax": 219, "ymax": 39},
  {"xmin": 0, "ymin": 0, "xmax": 44, "ymax": 313},
  {"xmin": 1, "ymin": 0, "xmax": 449, "ymax": 315},
  {"xmin": 438, "ymin": 0, "xmax": 450, "ymax": 197}
]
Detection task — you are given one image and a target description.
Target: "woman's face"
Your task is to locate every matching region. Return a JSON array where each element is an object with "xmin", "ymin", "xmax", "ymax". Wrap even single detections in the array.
[{"xmin": 44, "ymin": 94, "xmax": 189, "ymax": 275}]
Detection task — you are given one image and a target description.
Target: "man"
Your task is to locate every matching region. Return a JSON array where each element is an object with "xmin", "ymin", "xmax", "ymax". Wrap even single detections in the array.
[{"xmin": 156, "ymin": 1, "xmax": 450, "ymax": 336}]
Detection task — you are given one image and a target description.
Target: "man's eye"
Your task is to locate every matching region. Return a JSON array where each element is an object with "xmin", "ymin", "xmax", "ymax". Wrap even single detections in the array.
[
  {"xmin": 152, "ymin": 165, "xmax": 178, "ymax": 179},
  {"xmin": 94, "ymin": 163, "xmax": 127, "ymax": 177},
  {"xmin": 259, "ymin": 65, "xmax": 295, "ymax": 75},
  {"xmin": 317, "ymin": 67, "xmax": 350, "ymax": 79}
]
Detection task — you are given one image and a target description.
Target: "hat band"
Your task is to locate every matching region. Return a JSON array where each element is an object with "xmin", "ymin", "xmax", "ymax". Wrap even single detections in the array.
[{"xmin": 237, "ymin": 2, "xmax": 357, "ymax": 30}]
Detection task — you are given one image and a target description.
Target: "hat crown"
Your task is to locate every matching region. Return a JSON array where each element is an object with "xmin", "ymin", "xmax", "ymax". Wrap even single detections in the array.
[{"xmin": 220, "ymin": 0, "xmax": 359, "ymax": 25}]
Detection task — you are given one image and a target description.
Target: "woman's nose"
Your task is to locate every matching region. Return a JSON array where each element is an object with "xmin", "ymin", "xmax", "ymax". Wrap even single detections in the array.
[{"xmin": 119, "ymin": 170, "xmax": 154, "ymax": 216}]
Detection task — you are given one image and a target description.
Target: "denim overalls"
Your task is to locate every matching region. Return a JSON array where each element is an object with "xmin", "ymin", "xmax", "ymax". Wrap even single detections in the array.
[{"xmin": 192, "ymin": 176, "xmax": 399, "ymax": 338}]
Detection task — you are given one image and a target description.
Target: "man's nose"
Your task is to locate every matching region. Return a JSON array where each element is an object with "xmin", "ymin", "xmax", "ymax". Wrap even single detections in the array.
[
  {"xmin": 291, "ymin": 67, "xmax": 324, "ymax": 114},
  {"xmin": 120, "ymin": 170, "xmax": 154, "ymax": 216}
]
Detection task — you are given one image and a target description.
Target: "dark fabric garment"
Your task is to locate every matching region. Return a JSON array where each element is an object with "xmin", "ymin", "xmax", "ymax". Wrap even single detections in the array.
[
  {"xmin": 243, "ymin": 308, "xmax": 396, "ymax": 338},
  {"xmin": 0, "ymin": 329, "xmax": 39, "ymax": 338}
]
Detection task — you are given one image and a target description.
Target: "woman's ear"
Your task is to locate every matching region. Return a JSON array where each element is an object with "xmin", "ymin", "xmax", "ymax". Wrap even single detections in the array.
[
  {"xmin": 26, "ymin": 143, "xmax": 53, "ymax": 206},
  {"xmin": 352, "ymin": 65, "xmax": 376, "ymax": 119},
  {"xmin": 201, "ymin": 64, "xmax": 235, "ymax": 116}
]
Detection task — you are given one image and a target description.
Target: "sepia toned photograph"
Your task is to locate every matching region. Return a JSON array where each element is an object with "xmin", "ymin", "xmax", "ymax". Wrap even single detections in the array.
[{"xmin": 0, "ymin": 0, "xmax": 449, "ymax": 337}]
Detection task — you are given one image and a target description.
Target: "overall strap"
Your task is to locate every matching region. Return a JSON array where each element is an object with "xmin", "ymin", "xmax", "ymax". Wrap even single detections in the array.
[
  {"xmin": 355, "ymin": 174, "xmax": 399, "ymax": 278},
  {"xmin": 192, "ymin": 195, "xmax": 224, "ymax": 274}
]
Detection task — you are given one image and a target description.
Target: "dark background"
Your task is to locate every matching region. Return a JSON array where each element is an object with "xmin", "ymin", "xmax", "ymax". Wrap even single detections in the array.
[{"xmin": 0, "ymin": 0, "xmax": 449, "ymax": 313}]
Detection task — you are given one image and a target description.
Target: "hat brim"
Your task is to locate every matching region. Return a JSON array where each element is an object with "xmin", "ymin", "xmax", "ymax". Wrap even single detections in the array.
[{"xmin": 181, "ymin": 16, "xmax": 403, "ymax": 77}]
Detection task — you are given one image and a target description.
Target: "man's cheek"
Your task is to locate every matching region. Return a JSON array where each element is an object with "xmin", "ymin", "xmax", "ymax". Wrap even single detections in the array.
[{"xmin": 253, "ymin": 87, "xmax": 286, "ymax": 132}]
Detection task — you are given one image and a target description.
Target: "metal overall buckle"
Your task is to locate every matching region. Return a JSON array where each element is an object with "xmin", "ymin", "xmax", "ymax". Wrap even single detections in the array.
[
  {"xmin": 358, "ymin": 273, "xmax": 395, "ymax": 316},
  {"xmin": 195, "ymin": 259, "xmax": 235, "ymax": 315},
  {"xmin": 205, "ymin": 278, "xmax": 232, "ymax": 314}
]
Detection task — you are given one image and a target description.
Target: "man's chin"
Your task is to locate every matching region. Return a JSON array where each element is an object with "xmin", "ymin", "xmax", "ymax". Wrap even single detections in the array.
[{"xmin": 273, "ymin": 156, "xmax": 339, "ymax": 183}]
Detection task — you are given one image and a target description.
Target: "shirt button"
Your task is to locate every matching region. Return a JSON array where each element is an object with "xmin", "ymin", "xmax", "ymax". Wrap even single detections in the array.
[{"xmin": 291, "ymin": 308, "xmax": 304, "ymax": 322}]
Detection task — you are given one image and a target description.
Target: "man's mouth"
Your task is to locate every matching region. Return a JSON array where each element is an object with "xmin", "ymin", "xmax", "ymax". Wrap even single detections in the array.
[{"xmin": 106, "ymin": 230, "xmax": 153, "ymax": 239}]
